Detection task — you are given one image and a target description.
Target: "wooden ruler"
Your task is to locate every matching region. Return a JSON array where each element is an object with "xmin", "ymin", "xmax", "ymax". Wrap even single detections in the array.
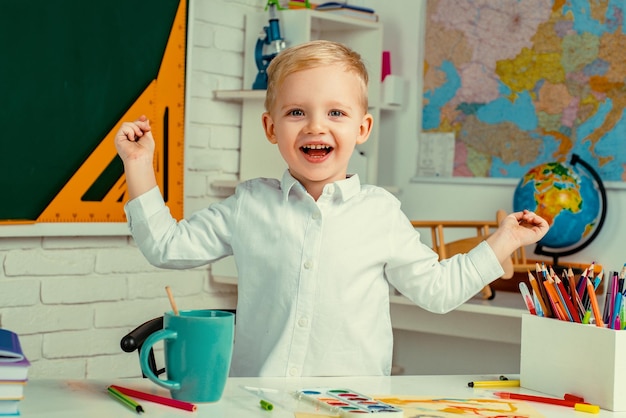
[{"xmin": 36, "ymin": 0, "xmax": 186, "ymax": 223}]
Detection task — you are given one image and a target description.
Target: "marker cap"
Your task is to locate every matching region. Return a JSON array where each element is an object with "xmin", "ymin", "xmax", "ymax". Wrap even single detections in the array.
[{"xmin": 574, "ymin": 403, "xmax": 600, "ymax": 414}]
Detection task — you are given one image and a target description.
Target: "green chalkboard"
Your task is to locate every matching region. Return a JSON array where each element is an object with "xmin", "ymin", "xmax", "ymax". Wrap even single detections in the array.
[{"xmin": 0, "ymin": 0, "xmax": 181, "ymax": 221}]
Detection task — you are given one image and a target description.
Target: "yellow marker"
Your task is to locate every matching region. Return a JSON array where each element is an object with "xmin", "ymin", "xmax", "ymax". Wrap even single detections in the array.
[
  {"xmin": 467, "ymin": 380, "xmax": 520, "ymax": 388},
  {"xmin": 574, "ymin": 403, "xmax": 600, "ymax": 414}
]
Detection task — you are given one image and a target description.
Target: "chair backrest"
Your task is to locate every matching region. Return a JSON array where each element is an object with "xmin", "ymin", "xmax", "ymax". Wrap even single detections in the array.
[{"xmin": 409, "ymin": 210, "xmax": 530, "ymax": 299}]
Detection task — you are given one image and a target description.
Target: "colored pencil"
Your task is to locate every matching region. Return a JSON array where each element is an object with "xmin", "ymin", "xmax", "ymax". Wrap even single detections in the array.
[
  {"xmin": 555, "ymin": 276, "xmax": 581, "ymax": 322},
  {"xmin": 494, "ymin": 392, "xmax": 600, "ymax": 414},
  {"xmin": 586, "ymin": 278, "xmax": 604, "ymax": 327},
  {"xmin": 535, "ymin": 263, "xmax": 553, "ymax": 317},
  {"xmin": 527, "ymin": 271, "xmax": 549, "ymax": 318},
  {"xmin": 108, "ymin": 386, "xmax": 145, "ymax": 414},
  {"xmin": 165, "ymin": 285, "xmax": 180, "ymax": 315},
  {"xmin": 110, "ymin": 385, "xmax": 197, "ymax": 412}
]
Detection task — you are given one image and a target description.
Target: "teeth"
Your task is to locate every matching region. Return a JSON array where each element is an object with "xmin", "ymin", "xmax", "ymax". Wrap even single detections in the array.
[{"xmin": 302, "ymin": 144, "xmax": 331, "ymax": 149}]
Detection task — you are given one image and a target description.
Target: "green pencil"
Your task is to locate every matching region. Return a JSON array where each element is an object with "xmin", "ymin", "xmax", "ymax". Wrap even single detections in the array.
[{"xmin": 108, "ymin": 386, "xmax": 145, "ymax": 414}]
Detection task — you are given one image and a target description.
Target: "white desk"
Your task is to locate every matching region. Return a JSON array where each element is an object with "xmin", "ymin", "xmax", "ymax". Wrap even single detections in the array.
[{"xmin": 21, "ymin": 375, "xmax": 626, "ymax": 417}]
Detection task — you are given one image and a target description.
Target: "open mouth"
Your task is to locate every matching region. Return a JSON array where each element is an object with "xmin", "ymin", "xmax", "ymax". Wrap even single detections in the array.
[{"xmin": 301, "ymin": 144, "xmax": 333, "ymax": 158}]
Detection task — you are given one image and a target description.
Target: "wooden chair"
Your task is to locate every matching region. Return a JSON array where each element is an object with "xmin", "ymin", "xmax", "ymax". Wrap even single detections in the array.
[{"xmin": 410, "ymin": 210, "xmax": 525, "ymax": 300}]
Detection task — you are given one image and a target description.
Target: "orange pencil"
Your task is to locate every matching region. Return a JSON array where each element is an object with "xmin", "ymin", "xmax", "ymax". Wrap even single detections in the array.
[
  {"xmin": 555, "ymin": 276, "xmax": 581, "ymax": 322},
  {"xmin": 527, "ymin": 271, "xmax": 549, "ymax": 317},
  {"xmin": 567, "ymin": 273, "xmax": 586, "ymax": 319},
  {"xmin": 587, "ymin": 278, "xmax": 604, "ymax": 327},
  {"xmin": 544, "ymin": 279, "xmax": 567, "ymax": 321}
]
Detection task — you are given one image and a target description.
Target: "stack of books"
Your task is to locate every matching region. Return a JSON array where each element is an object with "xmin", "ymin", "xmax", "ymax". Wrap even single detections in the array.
[{"xmin": 0, "ymin": 329, "xmax": 30, "ymax": 416}]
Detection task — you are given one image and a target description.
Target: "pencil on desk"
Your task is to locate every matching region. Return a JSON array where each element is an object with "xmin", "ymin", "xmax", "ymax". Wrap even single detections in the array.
[
  {"xmin": 494, "ymin": 391, "xmax": 600, "ymax": 414},
  {"xmin": 108, "ymin": 386, "xmax": 145, "ymax": 414},
  {"xmin": 111, "ymin": 385, "xmax": 197, "ymax": 412}
]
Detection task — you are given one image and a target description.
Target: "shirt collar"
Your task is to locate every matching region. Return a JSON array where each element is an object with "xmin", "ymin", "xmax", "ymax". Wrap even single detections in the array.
[{"xmin": 280, "ymin": 170, "xmax": 362, "ymax": 202}]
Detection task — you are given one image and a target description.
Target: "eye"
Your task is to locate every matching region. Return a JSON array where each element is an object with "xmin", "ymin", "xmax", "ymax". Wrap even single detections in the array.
[
  {"xmin": 287, "ymin": 109, "xmax": 304, "ymax": 117},
  {"xmin": 329, "ymin": 109, "xmax": 344, "ymax": 117}
]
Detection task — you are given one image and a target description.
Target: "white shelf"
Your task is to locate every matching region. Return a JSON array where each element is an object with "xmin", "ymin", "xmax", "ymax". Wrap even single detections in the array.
[
  {"xmin": 0, "ymin": 222, "xmax": 130, "ymax": 237},
  {"xmin": 390, "ymin": 291, "xmax": 526, "ymax": 318},
  {"xmin": 213, "ymin": 89, "xmax": 265, "ymax": 102},
  {"xmin": 210, "ymin": 9, "xmax": 385, "ymax": 287},
  {"xmin": 390, "ymin": 292, "xmax": 527, "ymax": 345},
  {"xmin": 307, "ymin": 9, "xmax": 381, "ymax": 29},
  {"xmin": 381, "ymin": 103, "xmax": 402, "ymax": 111}
]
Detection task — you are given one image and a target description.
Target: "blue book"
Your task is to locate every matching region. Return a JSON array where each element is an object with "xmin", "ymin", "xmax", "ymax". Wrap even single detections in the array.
[
  {"xmin": 0, "ymin": 330, "xmax": 25, "ymax": 362},
  {"xmin": 0, "ymin": 329, "xmax": 30, "ymax": 381}
]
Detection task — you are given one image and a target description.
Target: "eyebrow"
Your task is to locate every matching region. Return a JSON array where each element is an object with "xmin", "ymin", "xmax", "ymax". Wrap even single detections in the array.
[{"xmin": 278, "ymin": 101, "xmax": 355, "ymax": 111}]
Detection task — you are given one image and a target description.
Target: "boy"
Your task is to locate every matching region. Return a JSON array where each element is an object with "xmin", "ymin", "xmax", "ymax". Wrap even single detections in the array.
[{"xmin": 115, "ymin": 40, "xmax": 549, "ymax": 377}]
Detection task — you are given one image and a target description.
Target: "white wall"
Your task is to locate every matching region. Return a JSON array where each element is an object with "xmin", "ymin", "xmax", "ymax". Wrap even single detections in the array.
[
  {"xmin": 0, "ymin": 0, "xmax": 257, "ymax": 379},
  {"xmin": 358, "ymin": 0, "xmax": 625, "ymax": 272}
]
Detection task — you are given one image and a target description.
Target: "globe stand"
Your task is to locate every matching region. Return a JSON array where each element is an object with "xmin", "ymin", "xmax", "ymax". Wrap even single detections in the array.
[{"xmin": 533, "ymin": 154, "xmax": 607, "ymax": 269}]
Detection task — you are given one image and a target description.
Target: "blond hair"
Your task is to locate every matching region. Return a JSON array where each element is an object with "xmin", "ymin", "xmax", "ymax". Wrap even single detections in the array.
[{"xmin": 264, "ymin": 40, "xmax": 369, "ymax": 112}]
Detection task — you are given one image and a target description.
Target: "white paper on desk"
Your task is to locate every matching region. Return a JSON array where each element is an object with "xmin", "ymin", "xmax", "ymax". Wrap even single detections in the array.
[{"xmin": 416, "ymin": 132, "xmax": 455, "ymax": 177}]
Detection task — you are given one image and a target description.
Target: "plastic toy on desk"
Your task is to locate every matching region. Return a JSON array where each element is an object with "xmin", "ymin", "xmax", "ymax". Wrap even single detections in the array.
[
  {"xmin": 252, "ymin": 0, "xmax": 287, "ymax": 90},
  {"xmin": 296, "ymin": 388, "xmax": 403, "ymax": 416}
]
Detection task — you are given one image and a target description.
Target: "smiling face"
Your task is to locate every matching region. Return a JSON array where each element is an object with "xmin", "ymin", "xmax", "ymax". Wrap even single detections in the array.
[{"xmin": 262, "ymin": 64, "xmax": 373, "ymax": 200}]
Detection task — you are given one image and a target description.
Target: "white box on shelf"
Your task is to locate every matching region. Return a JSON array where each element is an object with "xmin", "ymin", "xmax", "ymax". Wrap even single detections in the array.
[
  {"xmin": 520, "ymin": 314, "xmax": 626, "ymax": 411},
  {"xmin": 381, "ymin": 75, "xmax": 405, "ymax": 106}
]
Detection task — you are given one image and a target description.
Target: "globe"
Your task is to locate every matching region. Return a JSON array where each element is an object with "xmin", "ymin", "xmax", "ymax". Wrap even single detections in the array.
[{"xmin": 512, "ymin": 154, "xmax": 607, "ymax": 263}]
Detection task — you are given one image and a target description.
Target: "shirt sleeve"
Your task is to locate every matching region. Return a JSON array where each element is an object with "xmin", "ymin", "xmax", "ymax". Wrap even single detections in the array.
[
  {"xmin": 384, "ymin": 210, "xmax": 504, "ymax": 314},
  {"xmin": 125, "ymin": 186, "xmax": 235, "ymax": 269}
]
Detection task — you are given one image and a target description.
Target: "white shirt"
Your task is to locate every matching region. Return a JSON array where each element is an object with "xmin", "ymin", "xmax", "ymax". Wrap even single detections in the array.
[{"xmin": 125, "ymin": 171, "xmax": 503, "ymax": 377}]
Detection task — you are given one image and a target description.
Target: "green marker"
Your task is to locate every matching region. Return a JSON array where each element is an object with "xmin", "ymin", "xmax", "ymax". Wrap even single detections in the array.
[
  {"xmin": 260, "ymin": 399, "xmax": 274, "ymax": 411},
  {"xmin": 582, "ymin": 309, "xmax": 591, "ymax": 324}
]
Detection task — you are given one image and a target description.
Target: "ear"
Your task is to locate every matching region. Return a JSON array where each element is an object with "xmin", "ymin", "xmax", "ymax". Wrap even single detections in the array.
[
  {"xmin": 356, "ymin": 113, "xmax": 374, "ymax": 145},
  {"xmin": 262, "ymin": 112, "xmax": 277, "ymax": 144}
]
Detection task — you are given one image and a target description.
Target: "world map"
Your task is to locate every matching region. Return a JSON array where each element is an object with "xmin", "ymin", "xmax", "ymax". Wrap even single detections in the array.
[{"xmin": 422, "ymin": 0, "xmax": 626, "ymax": 181}]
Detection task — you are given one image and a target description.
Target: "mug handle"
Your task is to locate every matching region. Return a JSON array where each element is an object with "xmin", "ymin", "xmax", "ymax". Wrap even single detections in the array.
[{"xmin": 139, "ymin": 329, "xmax": 181, "ymax": 391}]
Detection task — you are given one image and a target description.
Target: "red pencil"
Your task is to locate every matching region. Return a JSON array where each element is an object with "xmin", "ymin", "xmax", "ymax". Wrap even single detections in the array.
[
  {"xmin": 110, "ymin": 385, "xmax": 197, "ymax": 412},
  {"xmin": 494, "ymin": 392, "xmax": 599, "ymax": 413}
]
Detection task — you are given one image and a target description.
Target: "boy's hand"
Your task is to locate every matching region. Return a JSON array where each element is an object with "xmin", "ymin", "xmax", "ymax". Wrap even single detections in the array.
[
  {"xmin": 486, "ymin": 210, "xmax": 550, "ymax": 266},
  {"xmin": 505, "ymin": 209, "xmax": 550, "ymax": 247},
  {"xmin": 114, "ymin": 115, "xmax": 158, "ymax": 200},
  {"xmin": 114, "ymin": 115, "xmax": 155, "ymax": 163}
]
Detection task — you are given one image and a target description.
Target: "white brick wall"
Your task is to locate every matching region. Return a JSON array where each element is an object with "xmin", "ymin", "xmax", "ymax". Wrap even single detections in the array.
[{"xmin": 0, "ymin": 0, "xmax": 260, "ymax": 379}]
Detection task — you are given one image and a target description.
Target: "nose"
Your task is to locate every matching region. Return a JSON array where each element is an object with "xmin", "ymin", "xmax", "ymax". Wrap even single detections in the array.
[{"xmin": 304, "ymin": 112, "xmax": 327, "ymax": 135}]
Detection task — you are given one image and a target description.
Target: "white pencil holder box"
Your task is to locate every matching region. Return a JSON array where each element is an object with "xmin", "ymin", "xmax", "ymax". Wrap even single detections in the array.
[{"xmin": 520, "ymin": 314, "xmax": 626, "ymax": 411}]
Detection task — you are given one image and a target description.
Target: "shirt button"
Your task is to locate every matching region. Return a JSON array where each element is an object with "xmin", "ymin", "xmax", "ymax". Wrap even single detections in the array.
[
  {"xmin": 289, "ymin": 367, "xmax": 299, "ymax": 376},
  {"xmin": 304, "ymin": 261, "xmax": 313, "ymax": 269},
  {"xmin": 312, "ymin": 211, "xmax": 321, "ymax": 220},
  {"xmin": 298, "ymin": 318, "xmax": 308, "ymax": 327}
]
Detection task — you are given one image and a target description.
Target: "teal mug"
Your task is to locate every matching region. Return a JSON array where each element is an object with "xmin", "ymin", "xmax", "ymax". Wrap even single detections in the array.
[{"xmin": 139, "ymin": 309, "xmax": 235, "ymax": 402}]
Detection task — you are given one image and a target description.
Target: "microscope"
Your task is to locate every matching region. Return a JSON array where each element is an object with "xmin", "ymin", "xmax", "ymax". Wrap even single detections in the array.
[{"xmin": 252, "ymin": 0, "xmax": 287, "ymax": 90}]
